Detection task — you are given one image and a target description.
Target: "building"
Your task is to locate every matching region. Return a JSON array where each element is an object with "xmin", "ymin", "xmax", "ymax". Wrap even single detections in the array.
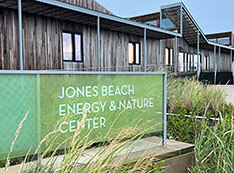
[
  {"xmin": 0, "ymin": 0, "xmax": 179, "ymax": 72},
  {"xmin": 0, "ymin": 1, "xmax": 233, "ymax": 83}
]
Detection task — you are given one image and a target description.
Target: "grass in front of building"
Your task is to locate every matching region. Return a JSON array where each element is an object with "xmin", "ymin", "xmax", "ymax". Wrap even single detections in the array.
[
  {"xmin": 167, "ymin": 76, "xmax": 234, "ymax": 172},
  {"xmin": 3, "ymin": 111, "xmax": 164, "ymax": 173}
]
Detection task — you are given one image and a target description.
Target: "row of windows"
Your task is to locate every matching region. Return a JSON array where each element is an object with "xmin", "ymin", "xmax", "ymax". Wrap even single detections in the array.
[
  {"xmin": 178, "ymin": 52, "xmax": 211, "ymax": 72},
  {"xmin": 165, "ymin": 48, "xmax": 212, "ymax": 72},
  {"xmin": 63, "ymin": 32, "xmax": 218, "ymax": 69},
  {"xmin": 209, "ymin": 37, "xmax": 230, "ymax": 45},
  {"xmin": 62, "ymin": 32, "xmax": 140, "ymax": 65},
  {"xmin": 62, "ymin": 32, "xmax": 212, "ymax": 71}
]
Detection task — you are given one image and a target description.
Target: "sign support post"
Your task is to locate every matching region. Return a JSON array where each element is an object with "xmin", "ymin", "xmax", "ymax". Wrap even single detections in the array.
[
  {"xmin": 36, "ymin": 74, "xmax": 41, "ymax": 169},
  {"xmin": 163, "ymin": 73, "xmax": 167, "ymax": 146}
]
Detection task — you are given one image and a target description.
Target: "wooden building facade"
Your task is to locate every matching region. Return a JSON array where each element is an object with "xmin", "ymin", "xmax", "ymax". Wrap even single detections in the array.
[
  {"xmin": 0, "ymin": 1, "xmax": 233, "ymax": 75},
  {"xmin": 131, "ymin": 3, "xmax": 234, "ymax": 74},
  {"xmin": 0, "ymin": 0, "xmax": 179, "ymax": 72}
]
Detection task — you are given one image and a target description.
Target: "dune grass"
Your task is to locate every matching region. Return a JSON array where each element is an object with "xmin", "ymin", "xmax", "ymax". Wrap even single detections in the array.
[
  {"xmin": 167, "ymin": 76, "xmax": 226, "ymax": 116},
  {"xmin": 192, "ymin": 112, "xmax": 234, "ymax": 172},
  {"xmin": 3, "ymin": 111, "xmax": 164, "ymax": 173},
  {"xmin": 167, "ymin": 75, "xmax": 234, "ymax": 172}
]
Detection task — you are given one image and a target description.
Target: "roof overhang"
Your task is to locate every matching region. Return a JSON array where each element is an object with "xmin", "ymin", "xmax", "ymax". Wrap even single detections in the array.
[
  {"xmin": 0, "ymin": 0, "xmax": 181, "ymax": 39},
  {"xmin": 161, "ymin": 2, "xmax": 234, "ymax": 53}
]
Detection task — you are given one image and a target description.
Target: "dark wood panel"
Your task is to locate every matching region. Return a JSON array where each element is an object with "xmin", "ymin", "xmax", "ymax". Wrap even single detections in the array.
[{"xmin": 58, "ymin": 0, "xmax": 112, "ymax": 15}]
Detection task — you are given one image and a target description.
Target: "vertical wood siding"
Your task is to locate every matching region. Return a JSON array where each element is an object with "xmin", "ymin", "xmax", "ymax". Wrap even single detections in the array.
[
  {"xmin": 0, "ymin": 7, "xmax": 232, "ymax": 72},
  {"xmin": 161, "ymin": 38, "xmax": 232, "ymax": 72},
  {"xmin": 58, "ymin": 0, "xmax": 112, "ymax": 15}
]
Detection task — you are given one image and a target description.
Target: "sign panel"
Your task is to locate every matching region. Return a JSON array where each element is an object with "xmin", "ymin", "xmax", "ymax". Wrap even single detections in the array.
[
  {"xmin": 0, "ymin": 74, "xmax": 38, "ymax": 159},
  {"xmin": 0, "ymin": 72, "xmax": 166, "ymax": 160}
]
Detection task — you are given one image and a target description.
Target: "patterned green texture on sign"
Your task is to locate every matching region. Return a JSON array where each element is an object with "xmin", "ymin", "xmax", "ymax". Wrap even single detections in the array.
[
  {"xmin": 0, "ymin": 73, "xmax": 164, "ymax": 160},
  {"xmin": 0, "ymin": 75, "xmax": 38, "ymax": 160},
  {"xmin": 40, "ymin": 74, "xmax": 163, "ymax": 151}
]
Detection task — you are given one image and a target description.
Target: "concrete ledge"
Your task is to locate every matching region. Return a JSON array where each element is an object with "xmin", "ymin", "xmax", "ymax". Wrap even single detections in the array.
[{"xmin": 1, "ymin": 137, "xmax": 194, "ymax": 173}]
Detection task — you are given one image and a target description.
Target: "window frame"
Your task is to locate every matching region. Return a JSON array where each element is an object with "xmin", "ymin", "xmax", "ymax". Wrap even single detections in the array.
[
  {"xmin": 62, "ymin": 31, "xmax": 83, "ymax": 62},
  {"xmin": 204, "ymin": 56, "xmax": 210, "ymax": 71},
  {"xmin": 128, "ymin": 42, "xmax": 141, "ymax": 65},
  {"xmin": 165, "ymin": 47, "xmax": 174, "ymax": 66}
]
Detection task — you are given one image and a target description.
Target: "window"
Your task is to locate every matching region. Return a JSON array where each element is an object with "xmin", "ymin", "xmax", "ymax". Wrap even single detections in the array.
[
  {"xmin": 128, "ymin": 42, "xmax": 140, "ymax": 65},
  {"xmin": 208, "ymin": 38, "xmax": 217, "ymax": 43},
  {"xmin": 194, "ymin": 55, "xmax": 198, "ymax": 71},
  {"xmin": 178, "ymin": 52, "xmax": 184, "ymax": 72},
  {"xmin": 204, "ymin": 56, "xmax": 210, "ymax": 70},
  {"xmin": 165, "ymin": 48, "xmax": 174, "ymax": 66},
  {"xmin": 184, "ymin": 53, "xmax": 188, "ymax": 72},
  {"xmin": 217, "ymin": 37, "xmax": 230, "ymax": 45},
  {"xmin": 161, "ymin": 18, "xmax": 175, "ymax": 30},
  {"xmin": 188, "ymin": 54, "xmax": 192, "ymax": 71},
  {"xmin": 208, "ymin": 37, "xmax": 230, "ymax": 45},
  {"xmin": 191, "ymin": 54, "xmax": 195, "ymax": 71},
  {"xmin": 62, "ymin": 32, "xmax": 83, "ymax": 62},
  {"xmin": 200, "ymin": 55, "xmax": 203, "ymax": 70}
]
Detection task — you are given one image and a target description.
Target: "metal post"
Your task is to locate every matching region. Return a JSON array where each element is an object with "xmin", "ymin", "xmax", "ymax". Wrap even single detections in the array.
[
  {"xmin": 37, "ymin": 153, "xmax": 41, "ymax": 170},
  {"xmin": 232, "ymin": 50, "xmax": 234, "ymax": 84},
  {"xmin": 218, "ymin": 47, "xmax": 221, "ymax": 72},
  {"xmin": 18, "ymin": 0, "xmax": 23, "ymax": 70},
  {"xmin": 197, "ymin": 31, "xmax": 200, "ymax": 79},
  {"xmin": 174, "ymin": 36, "xmax": 177, "ymax": 74},
  {"xmin": 192, "ymin": 54, "xmax": 194, "ymax": 72},
  {"xmin": 160, "ymin": 8, "xmax": 162, "ymax": 28},
  {"xmin": 163, "ymin": 73, "xmax": 167, "ymax": 146},
  {"xmin": 97, "ymin": 16, "xmax": 100, "ymax": 71},
  {"xmin": 144, "ymin": 28, "xmax": 147, "ymax": 72},
  {"xmin": 200, "ymin": 54, "xmax": 202, "ymax": 72},
  {"xmin": 183, "ymin": 53, "xmax": 185, "ymax": 72},
  {"xmin": 230, "ymin": 50, "xmax": 233, "ymax": 70},
  {"xmin": 214, "ymin": 46, "xmax": 217, "ymax": 84},
  {"xmin": 36, "ymin": 74, "xmax": 41, "ymax": 170},
  {"xmin": 180, "ymin": 6, "xmax": 183, "ymax": 34}
]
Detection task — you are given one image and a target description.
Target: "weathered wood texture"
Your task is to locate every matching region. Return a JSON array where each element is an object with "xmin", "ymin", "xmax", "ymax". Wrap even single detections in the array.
[
  {"xmin": 58, "ymin": 0, "xmax": 112, "ymax": 15},
  {"xmin": 161, "ymin": 37, "xmax": 232, "ymax": 72},
  {"xmin": 0, "ymin": 7, "xmax": 232, "ymax": 72},
  {"xmin": 0, "ymin": 8, "xmax": 162, "ymax": 71}
]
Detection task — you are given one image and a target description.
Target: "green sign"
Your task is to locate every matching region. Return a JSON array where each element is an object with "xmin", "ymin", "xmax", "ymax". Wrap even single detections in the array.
[
  {"xmin": 0, "ymin": 74, "xmax": 38, "ymax": 160},
  {"xmin": 0, "ymin": 72, "xmax": 166, "ymax": 160}
]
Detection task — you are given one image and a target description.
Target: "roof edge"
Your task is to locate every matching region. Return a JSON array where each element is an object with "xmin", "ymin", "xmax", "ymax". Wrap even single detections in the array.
[{"xmin": 36, "ymin": 0, "xmax": 182, "ymax": 38}]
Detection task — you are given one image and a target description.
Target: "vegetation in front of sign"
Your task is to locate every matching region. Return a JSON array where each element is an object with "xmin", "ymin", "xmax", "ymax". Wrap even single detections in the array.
[
  {"xmin": 191, "ymin": 113, "xmax": 234, "ymax": 172},
  {"xmin": 3, "ymin": 111, "xmax": 165, "ymax": 172},
  {"xmin": 3, "ymin": 75, "xmax": 234, "ymax": 172},
  {"xmin": 167, "ymin": 76, "xmax": 234, "ymax": 172},
  {"xmin": 167, "ymin": 76, "xmax": 227, "ymax": 117}
]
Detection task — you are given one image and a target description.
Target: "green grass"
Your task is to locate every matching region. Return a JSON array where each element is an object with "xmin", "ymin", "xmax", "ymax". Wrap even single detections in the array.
[
  {"xmin": 167, "ymin": 76, "xmax": 234, "ymax": 172},
  {"xmin": 167, "ymin": 76, "xmax": 226, "ymax": 116}
]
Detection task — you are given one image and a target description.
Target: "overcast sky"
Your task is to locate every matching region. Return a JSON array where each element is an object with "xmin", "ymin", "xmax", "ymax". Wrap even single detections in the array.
[{"xmin": 96, "ymin": 0, "xmax": 234, "ymax": 34}]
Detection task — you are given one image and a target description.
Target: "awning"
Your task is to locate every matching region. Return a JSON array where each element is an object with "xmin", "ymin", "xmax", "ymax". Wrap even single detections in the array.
[
  {"xmin": 161, "ymin": 2, "xmax": 234, "ymax": 53},
  {"xmin": 0, "ymin": 0, "xmax": 181, "ymax": 39}
]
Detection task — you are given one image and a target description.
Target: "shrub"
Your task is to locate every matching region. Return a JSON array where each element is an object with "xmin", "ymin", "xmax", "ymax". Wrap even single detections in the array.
[
  {"xmin": 167, "ymin": 76, "xmax": 226, "ymax": 116},
  {"xmin": 167, "ymin": 76, "xmax": 234, "ymax": 172}
]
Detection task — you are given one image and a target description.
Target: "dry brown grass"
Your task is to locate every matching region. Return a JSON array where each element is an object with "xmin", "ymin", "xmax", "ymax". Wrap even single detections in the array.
[{"xmin": 5, "ymin": 110, "xmax": 30, "ymax": 171}]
